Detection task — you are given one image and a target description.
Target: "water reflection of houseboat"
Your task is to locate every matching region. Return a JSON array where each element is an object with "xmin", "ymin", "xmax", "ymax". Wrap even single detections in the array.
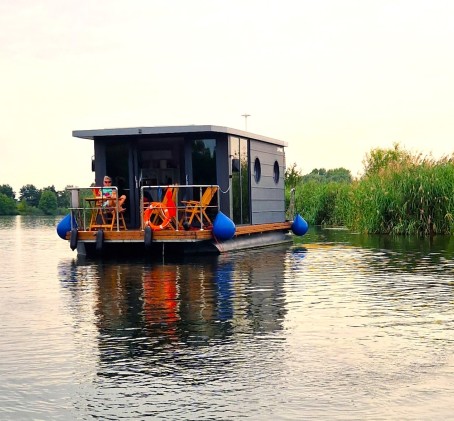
[
  {"xmin": 60, "ymin": 247, "xmax": 290, "ymax": 365},
  {"xmin": 58, "ymin": 125, "xmax": 307, "ymax": 257}
]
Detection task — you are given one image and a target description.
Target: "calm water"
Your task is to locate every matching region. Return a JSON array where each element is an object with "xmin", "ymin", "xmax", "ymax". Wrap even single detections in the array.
[{"xmin": 0, "ymin": 216, "xmax": 453, "ymax": 420}]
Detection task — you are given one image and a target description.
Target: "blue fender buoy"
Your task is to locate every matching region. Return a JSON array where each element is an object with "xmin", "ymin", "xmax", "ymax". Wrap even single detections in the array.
[
  {"xmin": 57, "ymin": 214, "xmax": 77, "ymax": 240},
  {"xmin": 212, "ymin": 211, "xmax": 236, "ymax": 241},
  {"xmin": 291, "ymin": 214, "xmax": 309, "ymax": 236}
]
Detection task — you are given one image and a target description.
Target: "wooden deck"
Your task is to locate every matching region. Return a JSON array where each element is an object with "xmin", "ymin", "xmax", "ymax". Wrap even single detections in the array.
[
  {"xmin": 235, "ymin": 222, "xmax": 292, "ymax": 235},
  {"xmin": 70, "ymin": 222, "xmax": 292, "ymax": 243}
]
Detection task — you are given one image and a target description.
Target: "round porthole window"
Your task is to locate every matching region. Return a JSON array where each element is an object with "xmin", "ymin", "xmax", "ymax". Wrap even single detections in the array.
[
  {"xmin": 254, "ymin": 157, "xmax": 261, "ymax": 183},
  {"xmin": 273, "ymin": 161, "xmax": 280, "ymax": 184}
]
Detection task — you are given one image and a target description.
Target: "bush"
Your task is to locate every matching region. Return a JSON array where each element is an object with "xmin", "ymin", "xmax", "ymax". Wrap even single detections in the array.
[
  {"xmin": 0, "ymin": 193, "xmax": 17, "ymax": 215},
  {"xmin": 39, "ymin": 190, "xmax": 58, "ymax": 215}
]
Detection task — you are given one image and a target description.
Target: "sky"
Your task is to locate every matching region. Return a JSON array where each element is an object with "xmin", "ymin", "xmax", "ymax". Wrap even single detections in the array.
[{"xmin": 1, "ymin": 0, "xmax": 454, "ymax": 195}]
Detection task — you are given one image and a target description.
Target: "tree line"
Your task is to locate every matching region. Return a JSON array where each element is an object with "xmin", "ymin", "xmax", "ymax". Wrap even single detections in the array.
[
  {"xmin": 0, "ymin": 168, "xmax": 353, "ymax": 217},
  {"xmin": 0, "ymin": 184, "xmax": 71, "ymax": 215},
  {"xmin": 3, "ymin": 143, "xmax": 453, "ymax": 237}
]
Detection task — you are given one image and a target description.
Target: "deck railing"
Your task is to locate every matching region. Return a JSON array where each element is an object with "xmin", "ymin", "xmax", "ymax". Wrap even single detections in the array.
[
  {"xmin": 66, "ymin": 184, "xmax": 220, "ymax": 232},
  {"xmin": 67, "ymin": 186, "xmax": 123, "ymax": 231},
  {"xmin": 140, "ymin": 184, "xmax": 220, "ymax": 231}
]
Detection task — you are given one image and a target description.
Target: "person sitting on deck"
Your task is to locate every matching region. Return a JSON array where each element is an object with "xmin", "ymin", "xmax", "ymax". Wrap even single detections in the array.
[{"xmin": 101, "ymin": 176, "xmax": 127, "ymax": 211}]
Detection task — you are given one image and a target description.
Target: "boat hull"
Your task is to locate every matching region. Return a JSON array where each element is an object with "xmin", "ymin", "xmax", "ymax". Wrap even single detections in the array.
[{"xmin": 67, "ymin": 222, "xmax": 293, "ymax": 257}]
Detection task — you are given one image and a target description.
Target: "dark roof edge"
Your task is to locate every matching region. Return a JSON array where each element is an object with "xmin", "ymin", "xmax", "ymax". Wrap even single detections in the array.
[{"xmin": 72, "ymin": 124, "xmax": 287, "ymax": 147}]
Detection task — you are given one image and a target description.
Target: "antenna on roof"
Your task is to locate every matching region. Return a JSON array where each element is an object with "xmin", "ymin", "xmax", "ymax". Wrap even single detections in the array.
[{"xmin": 241, "ymin": 113, "xmax": 250, "ymax": 131}]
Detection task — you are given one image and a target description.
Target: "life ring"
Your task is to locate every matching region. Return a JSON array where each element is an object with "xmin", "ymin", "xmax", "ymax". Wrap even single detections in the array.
[{"xmin": 144, "ymin": 202, "xmax": 172, "ymax": 231}]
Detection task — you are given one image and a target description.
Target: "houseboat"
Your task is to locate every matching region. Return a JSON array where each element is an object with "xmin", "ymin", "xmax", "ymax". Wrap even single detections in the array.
[{"xmin": 57, "ymin": 124, "xmax": 308, "ymax": 257}]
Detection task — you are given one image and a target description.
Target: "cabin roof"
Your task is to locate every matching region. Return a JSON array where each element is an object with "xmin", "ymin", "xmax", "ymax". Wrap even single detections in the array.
[{"xmin": 72, "ymin": 124, "xmax": 287, "ymax": 147}]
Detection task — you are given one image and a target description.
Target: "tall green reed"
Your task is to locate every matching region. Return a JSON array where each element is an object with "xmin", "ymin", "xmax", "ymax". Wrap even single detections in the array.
[
  {"xmin": 287, "ymin": 145, "xmax": 454, "ymax": 236},
  {"xmin": 290, "ymin": 181, "xmax": 350, "ymax": 226},
  {"xmin": 349, "ymin": 155, "xmax": 454, "ymax": 235}
]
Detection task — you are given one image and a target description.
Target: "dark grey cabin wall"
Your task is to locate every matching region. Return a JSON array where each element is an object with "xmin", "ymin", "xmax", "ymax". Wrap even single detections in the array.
[{"xmin": 249, "ymin": 140, "xmax": 286, "ymax": 224}]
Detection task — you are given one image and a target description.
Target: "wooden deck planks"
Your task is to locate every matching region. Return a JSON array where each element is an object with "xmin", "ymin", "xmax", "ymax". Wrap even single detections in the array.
[
  {"xmin": 235, "ymin": 222, "xmax": 292, "ymax": 235},
  {"xmin": 69, "ymin": 221, "xmax": 292, "ymax": 242}
]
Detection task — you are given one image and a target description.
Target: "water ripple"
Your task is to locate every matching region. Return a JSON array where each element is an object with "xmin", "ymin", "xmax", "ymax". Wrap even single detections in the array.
[{"xmin": 0, "ymin": 219, "xmax": 453, "ymax": 420}]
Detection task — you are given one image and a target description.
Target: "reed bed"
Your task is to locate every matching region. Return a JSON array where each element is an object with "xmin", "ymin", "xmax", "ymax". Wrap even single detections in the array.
[
  {"xmin": 289, "ymin": 148, "xmax": 454, "ymax": 236},
  {"xmin": 351, "ymin": 157, "xmax": 454, "ymax": 235},
  {"xmin": 290, "ymin": 181, "xmax": 350, "ymax": 227}
]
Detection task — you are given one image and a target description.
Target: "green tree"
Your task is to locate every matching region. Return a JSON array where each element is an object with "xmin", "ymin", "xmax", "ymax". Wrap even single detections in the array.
[
  {"xmin": 17, "ymin": 199, "xmax": 31, "ymax": 214},
  {"xmin": 0, "ymin": 184, "xmax": 16, "ymax": 200},
  {"xmin": 0, "ymin": 193, "xmax": 17, "ymax": 215},
  {"xmin": 301, "ymin": 167, "xmax": 352, "ymax": 183},
  {"xmin": 326, "ymin": 168, "xmax": 353, "ymax": 183},
  {"xmin": 19, "ymin": 184, "xmax": 41, "ymax": 207},
  {"xmin": 39, "ymin": 190, "xmax": 58, "ymax": 215},
  {"xmin": 301, "ymin": 168, "xmax": 326, "ymax": 183},
  {"xmin": 57, "ymin": 188, "xmax": 71, "ymax": 209},
  {"xmin": 362, "ymin": 142, "xmax": 414, "ymax": 177},
  {"xmin": 285, "ymin": 163, "xmax": 303, "ymax": 188},
  {"xmin": 43, "ymin": 185, "xmax": 57, "ymax": 195}
]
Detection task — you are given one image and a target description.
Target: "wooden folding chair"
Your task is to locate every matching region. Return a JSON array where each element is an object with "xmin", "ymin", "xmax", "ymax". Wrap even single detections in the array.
[
  {"xmin": 182, "ymin": 186, "xmax": 218, "ymax": 227},
  {"xmin": 88, "ymin": 188, "xmax": 126, "ymax": 231},
  {"xmin": 107, "ymin": 207, "xmax": 127, "ymax": 230},
  {"xmin": 87, "ymin": 189, "xmax": 105, "ymax": 230}
]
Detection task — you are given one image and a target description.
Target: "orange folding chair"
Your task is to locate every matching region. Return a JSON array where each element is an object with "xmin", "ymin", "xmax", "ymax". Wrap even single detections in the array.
[{"xmin": 143, "ymin": 186, "xmax": 179, "ymax": 230}]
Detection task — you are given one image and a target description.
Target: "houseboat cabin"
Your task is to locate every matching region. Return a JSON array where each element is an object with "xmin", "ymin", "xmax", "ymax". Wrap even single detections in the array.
[{"xmin": 60, "ymin": 125, "xmax": 306, "ymax": 256}]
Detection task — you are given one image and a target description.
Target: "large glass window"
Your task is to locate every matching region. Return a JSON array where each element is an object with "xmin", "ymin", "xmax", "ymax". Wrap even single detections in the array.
[
  {"xmin": 105, "ymin": 140, "xmax": 132, "ymax": 223},
  {"xmin": 106, "ymin": 141, "xmax": 130, "ymax": 198},
  {"xmin": 191, "ymin": 139, "xmax": 216, "ymax": 185},
  {"xmin": 231, "ymin": 137, "xmax": 250, "ymax": 224}
]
